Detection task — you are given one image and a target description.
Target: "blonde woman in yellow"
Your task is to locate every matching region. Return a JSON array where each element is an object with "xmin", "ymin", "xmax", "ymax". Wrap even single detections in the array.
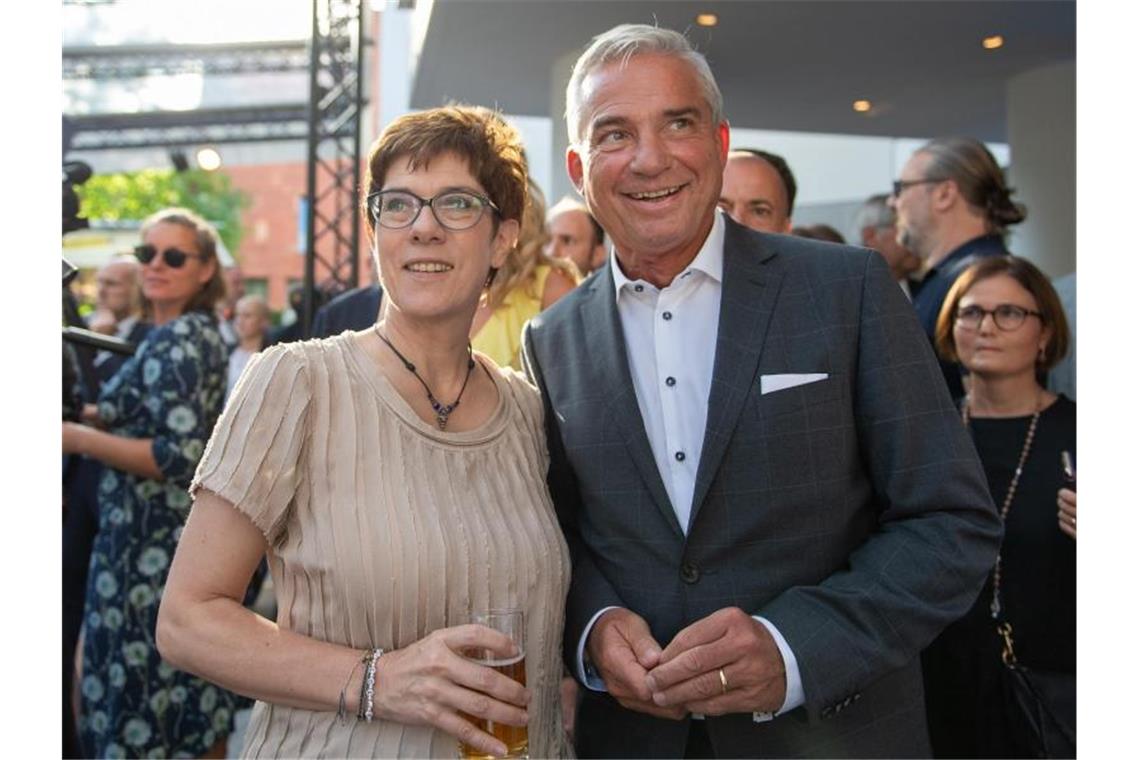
[{"xmin": 471, "ymin": 182, "xmax": 580, "ymax": 368}]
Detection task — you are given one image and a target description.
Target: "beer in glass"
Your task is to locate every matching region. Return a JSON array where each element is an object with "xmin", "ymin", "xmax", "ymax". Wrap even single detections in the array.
[{"xmin": 459, "ymin": 608, "xmax": 527, "ymax": 759}]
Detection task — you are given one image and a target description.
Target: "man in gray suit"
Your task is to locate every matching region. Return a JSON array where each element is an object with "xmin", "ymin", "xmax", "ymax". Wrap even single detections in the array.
[{"xmin": 522, "ymin": 24, "xmax": 1001, "ymax": 758}]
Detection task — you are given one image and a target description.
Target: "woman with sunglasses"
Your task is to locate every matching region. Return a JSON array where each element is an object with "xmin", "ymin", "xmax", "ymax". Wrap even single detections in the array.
[
  {"xmin": 922, "ymin": 255, "xmax": 1075, "ymax": 758},
  {"xmin": 62, "ymin": 207, "xmax": 241, "ymax": 757},
  {"xmin": 157, "ymin": 106, "xmax": 571, "ymax": 759}
]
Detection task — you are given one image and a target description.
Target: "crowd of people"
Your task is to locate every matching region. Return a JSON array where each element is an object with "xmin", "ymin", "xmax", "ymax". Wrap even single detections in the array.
[{"xmin": 62, "ymin": 22, "xmax": 1075, "ymax": 760}]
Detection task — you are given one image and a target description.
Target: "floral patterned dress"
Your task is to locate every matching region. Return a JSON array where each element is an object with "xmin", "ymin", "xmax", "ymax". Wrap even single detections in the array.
[{"xmin": 79, "ymin": 311, "xmax": 242, "ymax": 758}]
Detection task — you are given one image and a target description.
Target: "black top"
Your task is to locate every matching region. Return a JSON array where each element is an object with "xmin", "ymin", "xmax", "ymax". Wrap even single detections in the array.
[
  {"xmin": 967, "ymin": 394, "xmax": 1077, "ymax": 671},
  {"xmin": 922, "ymin": 394, "xmax": 1076, "ymax": 758}
]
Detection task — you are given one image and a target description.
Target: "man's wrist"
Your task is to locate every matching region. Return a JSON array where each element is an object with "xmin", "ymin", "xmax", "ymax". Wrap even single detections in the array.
[
  {"xmin": 577, "ymin": 606, "xmax": 620, "ymax": 690},
  {"xmin": 752, "ymin": 615, "xmax": 804, "ymax": 719}
]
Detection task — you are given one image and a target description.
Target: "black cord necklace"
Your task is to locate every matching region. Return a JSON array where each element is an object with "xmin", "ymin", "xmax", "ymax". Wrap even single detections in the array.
[{"xmin": 374, "ymin": 324, "xmax": 475, "ymax": 431}]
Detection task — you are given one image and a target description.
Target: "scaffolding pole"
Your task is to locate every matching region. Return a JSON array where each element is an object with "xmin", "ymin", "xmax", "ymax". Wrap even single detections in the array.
[{"xmin": 302, "ymin": 0, "xmax": 367, "ymax": 336}]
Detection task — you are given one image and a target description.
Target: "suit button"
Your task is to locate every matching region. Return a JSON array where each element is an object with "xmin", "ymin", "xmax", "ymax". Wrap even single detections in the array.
[{"xmin": 680, "ymin": 562, "xmax": 700, "ymax": 584}]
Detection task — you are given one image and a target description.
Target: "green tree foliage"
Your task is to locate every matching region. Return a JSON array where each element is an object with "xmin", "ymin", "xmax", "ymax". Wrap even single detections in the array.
[{"xmin": 77, "ymin": 169, "xmax": 250, "ymax": 256}]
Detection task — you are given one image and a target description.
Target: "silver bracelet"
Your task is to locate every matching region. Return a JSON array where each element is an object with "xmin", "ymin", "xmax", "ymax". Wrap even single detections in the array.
[{"xmin": 358, "ymin": 648, "xmax": 384, "ymax": 722}]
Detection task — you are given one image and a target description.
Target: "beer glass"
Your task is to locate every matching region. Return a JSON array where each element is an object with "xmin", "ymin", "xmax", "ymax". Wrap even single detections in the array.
[{"xmin": 459, "ymin": 608, "xmax": 528, "ymax": 759}]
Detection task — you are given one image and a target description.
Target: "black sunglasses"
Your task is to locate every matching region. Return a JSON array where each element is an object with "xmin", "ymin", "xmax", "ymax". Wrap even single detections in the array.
[
  {"xmin": 134, "ymin": 244, "xmax": 205, "ymax": 269},
  {"xmin": 891, "ymin": 177, "xmax": 948, "ymax": 198}
]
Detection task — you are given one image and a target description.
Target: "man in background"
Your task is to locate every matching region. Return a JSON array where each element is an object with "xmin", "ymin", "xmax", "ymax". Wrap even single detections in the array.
[
  {"xmin": 87, "ymin": 255, "xmax": 150, "ymax": 384},
  {"xmin": 718, "ymin": 148, "xmax": 796, "ymax": 233},
  {"xmin": 546, "ymin": 196, "xmax": 607, "ymax": 276},
  {"xmin": 855, "ymin": 193, "xmax": 921, "ymax": 297}
]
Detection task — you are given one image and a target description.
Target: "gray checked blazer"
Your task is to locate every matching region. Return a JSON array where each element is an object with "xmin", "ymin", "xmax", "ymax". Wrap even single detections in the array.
[{"xmin": 521, "ymin": 216, "xmax": 1002, "ymax": 758}]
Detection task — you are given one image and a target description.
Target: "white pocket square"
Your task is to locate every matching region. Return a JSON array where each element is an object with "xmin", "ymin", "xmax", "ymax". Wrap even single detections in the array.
[{"xmin": 760, "ymin": 373, "xmax": 829, "ymax": 395}]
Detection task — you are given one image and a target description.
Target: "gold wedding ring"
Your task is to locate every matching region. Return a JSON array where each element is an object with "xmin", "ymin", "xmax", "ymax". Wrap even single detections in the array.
[{"xmin": 718, "ymin": 668, "xmax": 729, "ymax": 695}]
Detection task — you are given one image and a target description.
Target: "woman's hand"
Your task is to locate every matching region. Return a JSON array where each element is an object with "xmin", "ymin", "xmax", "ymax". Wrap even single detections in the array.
[
  {"xmin": 81, "ymin": 404, "xmax": 103, "ymax": 428},
  {"xmin": 372, "ymin": 625, "xmax": 530, "ymax": 758},
  {"xmin": 1057, "ymin": 487, "xmax": 1076, "ymax": 540}
]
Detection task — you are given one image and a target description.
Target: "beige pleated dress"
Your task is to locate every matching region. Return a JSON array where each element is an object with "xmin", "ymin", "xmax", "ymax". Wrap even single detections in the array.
[{"xmin": 191, "ymin": 332, "xmax": 572, "ymax": 758}]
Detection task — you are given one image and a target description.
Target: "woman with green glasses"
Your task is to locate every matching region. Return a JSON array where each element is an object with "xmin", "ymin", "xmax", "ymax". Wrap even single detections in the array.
[
  {"xmin": 923, "ymin": 255, "xmax": 1075, "ymax": 758},
  {"xmin": 158, "ymin": 106, "xmax": 571, "ymax": 759}
]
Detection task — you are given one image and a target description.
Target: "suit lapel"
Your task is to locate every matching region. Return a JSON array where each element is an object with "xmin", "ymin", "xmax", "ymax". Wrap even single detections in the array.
[
  {"xmin": 688, "ymin": 220, "xmax": 784, "ymax": 531},
  {"xmin": 580, "ymin": 264, "xmax": 684, "ymax": 538}
]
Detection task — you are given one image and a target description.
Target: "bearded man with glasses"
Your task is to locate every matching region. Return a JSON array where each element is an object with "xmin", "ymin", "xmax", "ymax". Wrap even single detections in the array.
[{"xmin": 889, "ymin": 136, "xmax": 1027, "ymax": 399}]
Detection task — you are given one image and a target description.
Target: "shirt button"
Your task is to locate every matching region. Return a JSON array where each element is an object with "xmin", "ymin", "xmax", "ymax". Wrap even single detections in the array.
[
  {"xmin": 675, "ymin": 451, "xmax": 685, "ymax": 462},
  {"xmin": 665, "ymin": 376, "xmax": 676, "ymax": 387},
  {"xmin": 634, "ymin": 284, "xmax": 644, "ymax": 292},
  {"xmin": 662, "ymin": 311, "xmax": 673, "ymax": 320}
]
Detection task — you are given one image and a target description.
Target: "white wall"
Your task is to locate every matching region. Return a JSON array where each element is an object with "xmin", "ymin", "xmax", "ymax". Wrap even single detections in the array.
[{"xmin": 1006, "ymin": 62, "xmax": 1076, "ymax": 277}]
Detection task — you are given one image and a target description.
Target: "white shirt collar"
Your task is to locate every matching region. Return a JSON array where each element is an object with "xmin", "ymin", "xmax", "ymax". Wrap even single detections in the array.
[
  {"xmin": 115, "ymin": 315, "xmax": 140, "ymax": 340},
  {"xmin": 610, "ymin": 211, "xmax": 726, "ymax": 303}
]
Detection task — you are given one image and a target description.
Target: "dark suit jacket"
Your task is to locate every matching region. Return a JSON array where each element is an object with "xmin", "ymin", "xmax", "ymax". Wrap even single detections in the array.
[
  {"xmin": 522, "ymin": 218, "xmax": 1001, "ymax": 758},
  {"xmin": 311, "ymin": 284, "xmax": 383, "ymax": 339}
]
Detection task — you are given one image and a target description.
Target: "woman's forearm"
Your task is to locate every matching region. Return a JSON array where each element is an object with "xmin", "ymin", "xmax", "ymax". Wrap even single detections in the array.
[
  {"xmin": 63, "ymin": 423, "xmax": 163, "ymax": 480},
  {"xmin": 156, "ymin": 592, "xmax": 368, "ymax": 715}
]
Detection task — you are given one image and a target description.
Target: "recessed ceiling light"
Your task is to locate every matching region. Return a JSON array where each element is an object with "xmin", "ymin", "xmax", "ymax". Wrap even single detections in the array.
[
  {"xmin": 695, "ymin": 13, "xmax": 718, "ymax": 27},
  {"xmin": 982, "ymin": 34, "xmax": 1004, "ymax": 50},
  {"xmin": 853, "ymin": 100, "xmax": 872, "ymax": 113}
]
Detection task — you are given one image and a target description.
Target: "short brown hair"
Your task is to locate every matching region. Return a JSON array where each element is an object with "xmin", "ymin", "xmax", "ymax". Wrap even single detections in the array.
[
  {"xmin": 935, "ymin": 255, "xmax": 1070, "ymax": 371},
  {"xmin": 139, "ymin": 207, "xmax": 226, "ymax": 318},
  {"xmin": 362, "ymin": 105, "xmax": 528, "ymax": 233}
]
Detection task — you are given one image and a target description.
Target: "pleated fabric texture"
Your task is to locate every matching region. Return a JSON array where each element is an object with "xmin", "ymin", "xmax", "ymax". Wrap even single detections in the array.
[{"xmin": 192, "ymin": 333, "xmax": 571, "ymax": 758}]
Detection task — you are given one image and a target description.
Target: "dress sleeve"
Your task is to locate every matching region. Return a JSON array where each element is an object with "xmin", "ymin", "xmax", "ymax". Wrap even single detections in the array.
[
  {"xmin": 191, "ymin": 343, "xmax": 312, "ymax": 545},
  {"xmin": 143, "ymin": 319, "xmax": 224, "ymax": 486}
]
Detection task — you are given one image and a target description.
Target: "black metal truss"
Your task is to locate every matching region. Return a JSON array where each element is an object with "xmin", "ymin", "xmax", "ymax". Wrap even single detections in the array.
[
  {"xmin": 302, "ymin": 0, "xmax": 367, "ymax": 335},
  {"xmin": 66, "ymin": 104, "xmax": 319, "ymax": 151},
  {"xmin": 63, "ymin": 40, "xmax": 316, "ymax": 80}
]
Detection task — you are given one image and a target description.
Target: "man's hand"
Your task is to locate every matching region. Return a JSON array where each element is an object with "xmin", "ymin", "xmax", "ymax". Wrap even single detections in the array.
[
  {"xmin": 87, "ymin": 309, "xmax": 117, "ymax": 336},
  {"xmin": 646, "ymin": 607, "xmax": 786, "ymax": 716},
  {"xmin": 587, "ymin": 608, "xmax": 685, "ymax": 720}
]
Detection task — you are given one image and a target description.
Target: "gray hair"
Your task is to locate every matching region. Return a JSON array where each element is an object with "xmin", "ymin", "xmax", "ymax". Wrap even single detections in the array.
[
  {"xmin": 854, "ymin": 193, "xmax": 896, "ymax": 232},
  {"xmin": 917, "ymin": 136, "xmax": 1027, "ymax": 232},
  {"xmin": 565, "ymin": 24, "xmax": 725, "ymax": 145}
]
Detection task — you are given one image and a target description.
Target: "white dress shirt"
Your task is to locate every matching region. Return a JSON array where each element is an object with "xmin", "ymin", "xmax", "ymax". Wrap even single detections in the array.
[{"xmin": 576, "ymin": 212, "xmax": 805, "ymax": 720}]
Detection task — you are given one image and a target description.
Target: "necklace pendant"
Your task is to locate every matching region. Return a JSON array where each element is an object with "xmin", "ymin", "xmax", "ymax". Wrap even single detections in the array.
[{"xmin": 434, "ymin": 401, "xmax": 457, "ymax": 430}]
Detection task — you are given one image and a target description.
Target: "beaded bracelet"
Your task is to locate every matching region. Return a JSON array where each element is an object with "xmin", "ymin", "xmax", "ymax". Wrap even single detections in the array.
[{"xmin": 356, "ymin": 648, "xmax": 384, "ymax": 722}]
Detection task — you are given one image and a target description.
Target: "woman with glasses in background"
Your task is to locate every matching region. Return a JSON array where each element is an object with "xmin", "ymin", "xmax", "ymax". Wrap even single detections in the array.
[
  {"xmin": 62, "ymin": 208, "xmax": 240, "ymax": 758},
  {"xmin": 922, "ymin": 255, "xmax": 1075, "ymax": 758},
  {"xmin": 157, "ymin": 105, "xmax": 571, "ymax": 759}
]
